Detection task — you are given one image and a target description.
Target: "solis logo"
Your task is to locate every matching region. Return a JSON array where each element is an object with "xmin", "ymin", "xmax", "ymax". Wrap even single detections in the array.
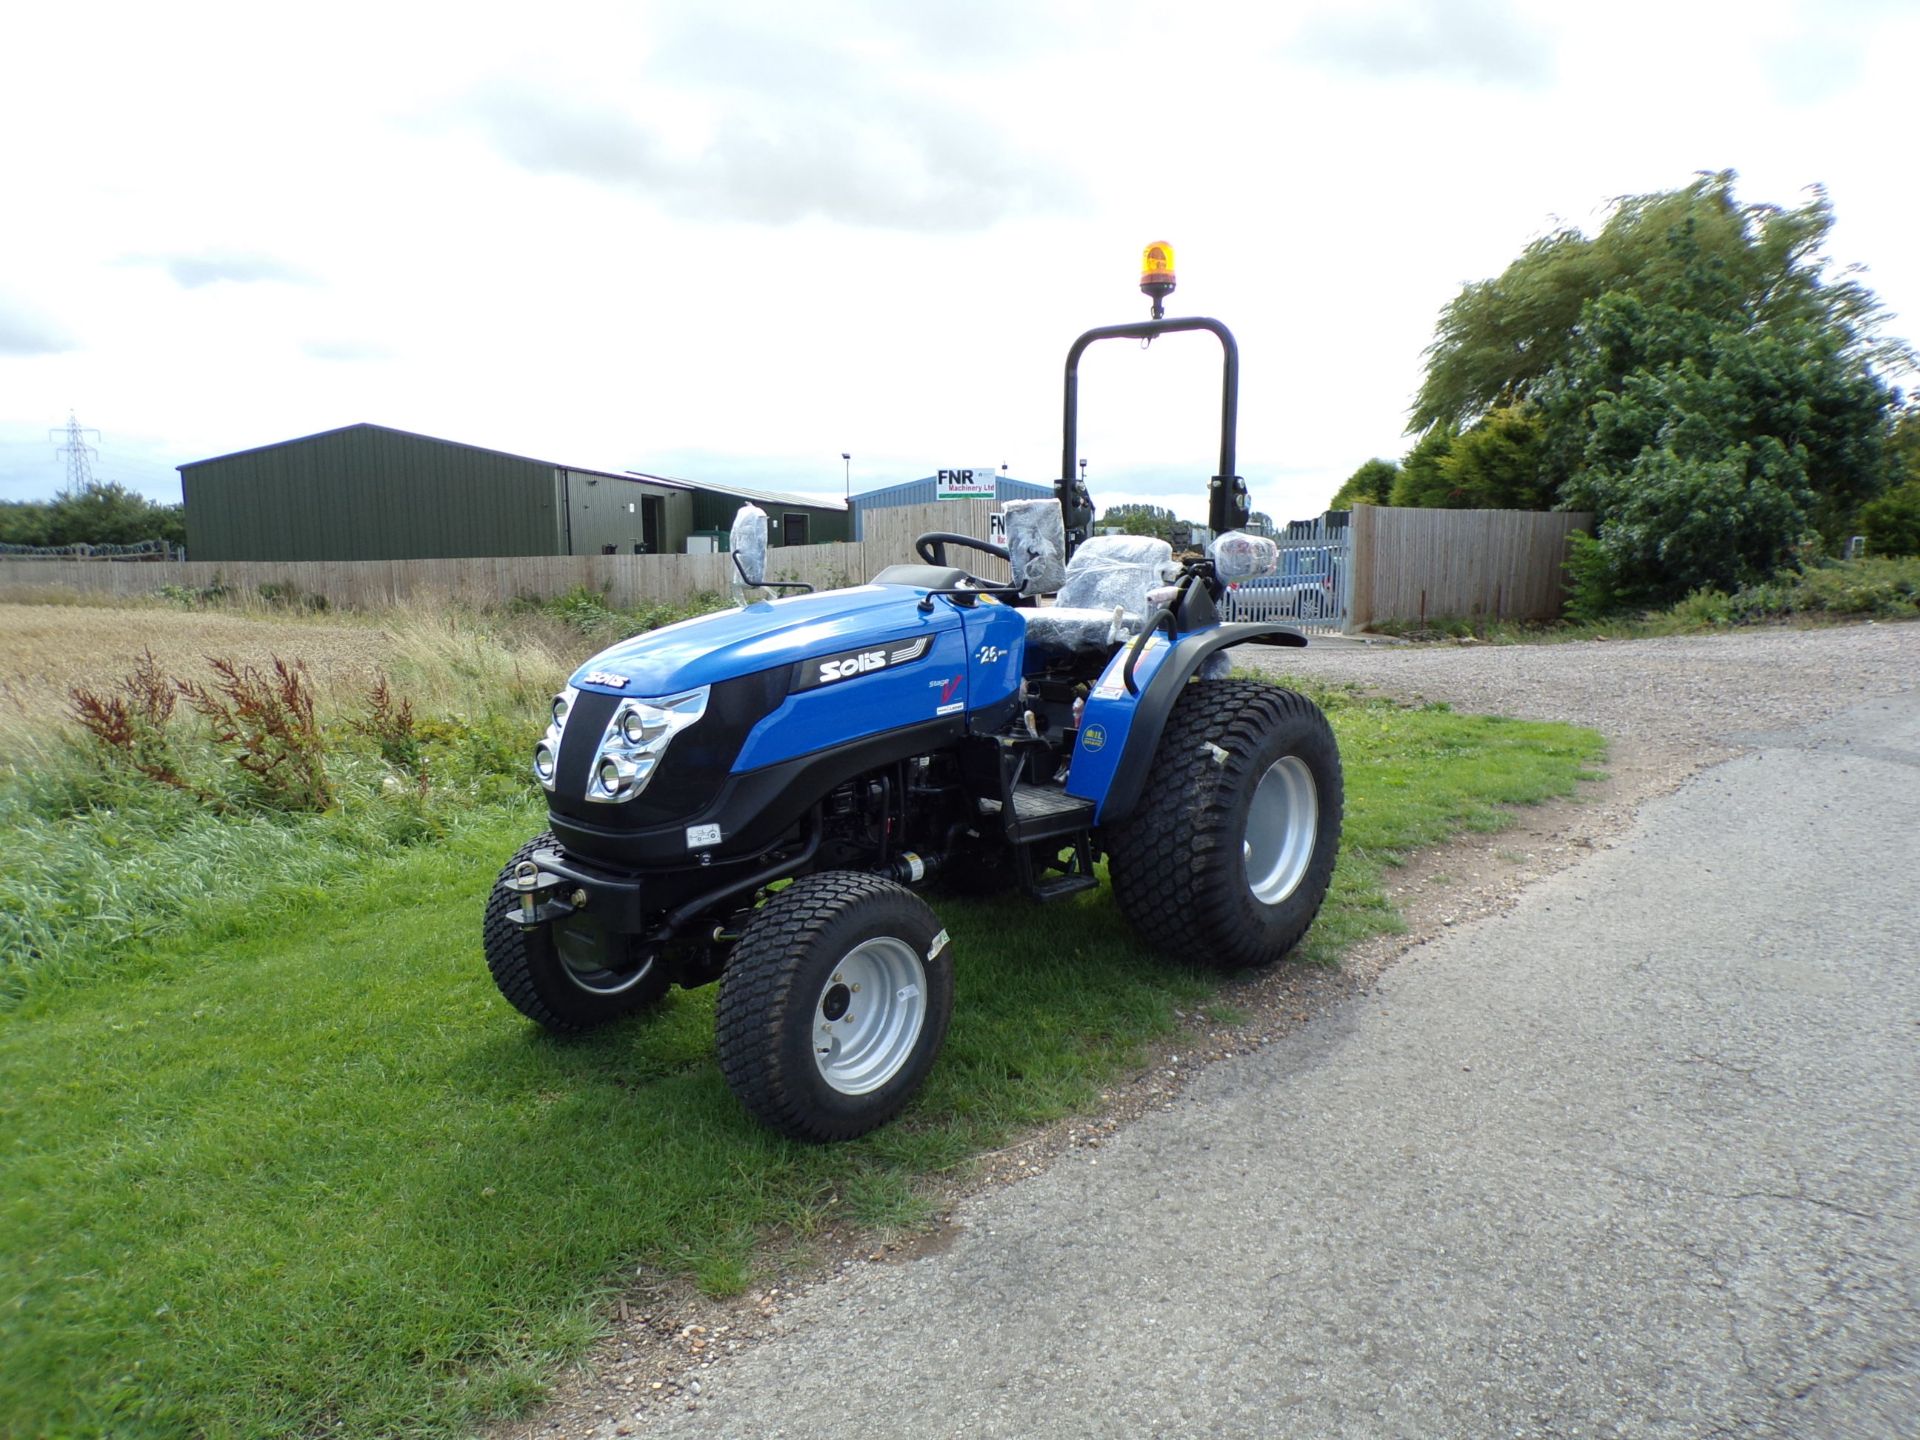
[
  {"xmin": 795, "ymin": 635, "xmax": 932, "ymax": 691},
  {"xmin": 818, "ymin": 650, "xmax": 888, "ymax": 683}
]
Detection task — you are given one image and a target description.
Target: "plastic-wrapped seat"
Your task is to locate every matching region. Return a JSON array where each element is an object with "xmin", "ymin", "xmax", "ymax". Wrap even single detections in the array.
[{"xmin": 1022, "ymin": 533, "xmax": 1178, "ymax": 661}]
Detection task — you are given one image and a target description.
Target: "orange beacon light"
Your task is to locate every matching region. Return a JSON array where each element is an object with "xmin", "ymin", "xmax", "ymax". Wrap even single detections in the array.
[{"xmin": 1139, "ymin": 241, "xmax": 1176, "ymax": 317}]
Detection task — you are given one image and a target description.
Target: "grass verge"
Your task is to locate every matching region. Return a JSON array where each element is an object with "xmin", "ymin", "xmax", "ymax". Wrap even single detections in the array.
[{"xmin": 0, "ymin": 686, "xmax": 1603, "ymax": 1439}]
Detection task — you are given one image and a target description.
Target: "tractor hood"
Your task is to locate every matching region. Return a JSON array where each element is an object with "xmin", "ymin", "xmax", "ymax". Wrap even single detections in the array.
[{"xmin": 570, "ymin": 585, "xmax": 960, "ymax": 698}]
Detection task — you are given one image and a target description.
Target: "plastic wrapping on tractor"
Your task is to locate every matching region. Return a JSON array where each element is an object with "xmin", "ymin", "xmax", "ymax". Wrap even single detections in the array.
[
  {"xmin": 1000, "ymin": 498, "xmax": 1068, "ymax": 596},
  {"xmin": 1021, "ymin": 533, "xmax": 1180, "ymax": 659},
  {"xmin": 729, "ymin": 504, "xmax": 769, "ymax": 594},
  {"xmin": 1208, "ymin": 529, "xmax": 1280, "ymax": 581}
]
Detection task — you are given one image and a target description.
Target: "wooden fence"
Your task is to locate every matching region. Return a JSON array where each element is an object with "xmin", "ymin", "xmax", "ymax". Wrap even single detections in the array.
[
  {"xmin": 1348, "ymin": 504, "xmax": 1591, "ymax": 628},
  {"xmin": 0, "ymin": 501, "xmax": 1005, "ymax": 610},
  {"xmin": 0, "ymin": 498, "xmax": 1591, "ymax": 628}
]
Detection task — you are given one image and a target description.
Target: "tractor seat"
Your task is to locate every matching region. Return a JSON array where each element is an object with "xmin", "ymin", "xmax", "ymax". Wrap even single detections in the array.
[
  {"xmin": 1021, "ymin": 534, "xmax": 1178, "ymax": 661},
  {"xmin": 871, "ymin": 563, "xmax": 972, "ymax": 590}
]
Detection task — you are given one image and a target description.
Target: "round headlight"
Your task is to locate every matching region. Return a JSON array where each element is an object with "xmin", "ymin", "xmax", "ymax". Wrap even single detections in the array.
[
  {"xmin": 552, "ymin": 696, "xmax": 569, "ymax": 724},
  {"xmin": 620, "ymin": 710, "xmax": 647, "ymax": 744},
  {"xmin": 598, "ymin": 758, "xmax": 622, "ymax": 793},
  {"xmin": 533, "ymin": 742, "xmax": 556, "ymax": 780}
]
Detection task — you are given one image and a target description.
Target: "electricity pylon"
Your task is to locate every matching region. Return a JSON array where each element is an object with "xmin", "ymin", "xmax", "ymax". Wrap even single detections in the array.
[{"xmin": 51, "ymin": 411, "xmax": 102, "ymax": 497}]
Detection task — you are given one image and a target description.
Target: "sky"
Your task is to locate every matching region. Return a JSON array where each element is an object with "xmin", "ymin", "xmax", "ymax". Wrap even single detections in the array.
[{"xmin": 4, "ymin": 0, "xmax": 1918, "ymax": 530}]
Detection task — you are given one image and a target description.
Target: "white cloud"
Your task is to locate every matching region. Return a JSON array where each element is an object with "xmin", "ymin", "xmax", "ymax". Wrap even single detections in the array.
[
  {"xmin": 446, "ymin": 14, "xmax": 1083, "ymax": 233},
  {"xmin": 1292, "ymin": 0, "xmax": 1555, "ymax": 86},
  {"xmin": 0, "ymin": 298, "xmax": 74, "ymax": 356},
  {"xmin": 301, "ymin": 338, "xmax": 397, "ymax": 363},
  {"xmin": 132, "ymin": 251, "xmax": 319, "ymax": 290}
]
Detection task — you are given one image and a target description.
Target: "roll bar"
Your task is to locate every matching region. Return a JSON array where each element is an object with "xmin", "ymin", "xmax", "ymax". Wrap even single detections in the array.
[{"xmin": 1053, "ymin": 315, "xmax": 1250, "ymax": 555}]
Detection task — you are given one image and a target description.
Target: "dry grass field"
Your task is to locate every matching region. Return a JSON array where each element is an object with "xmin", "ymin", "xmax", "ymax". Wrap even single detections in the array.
[{"xmin": 0, "ymin": 599, "xmax": 573, "ymax": 744}]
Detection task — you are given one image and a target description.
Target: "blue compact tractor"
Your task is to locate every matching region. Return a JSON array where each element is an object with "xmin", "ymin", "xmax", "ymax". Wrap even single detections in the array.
[{"xmin": 484, "ymin": 246, "xmax": 1344, "ymax": 1140}]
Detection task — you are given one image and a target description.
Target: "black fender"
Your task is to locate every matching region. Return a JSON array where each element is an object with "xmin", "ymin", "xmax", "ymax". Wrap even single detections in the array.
[{"xmin": 1099, "ymin": 622, "xmax": 1306, "ymax": 826}]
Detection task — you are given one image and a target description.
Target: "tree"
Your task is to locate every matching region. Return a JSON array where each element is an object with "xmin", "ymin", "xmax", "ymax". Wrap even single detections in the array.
[
  {"xmin": 1441, "ymin": 407, "xmax": 1553, "ymax": 509},
  {"xmin": 1329, "ymin": 458, "xmax": 1397, "ymax": 509},
  {"xmin": 0, "ymin": 500, "xmax": 54, "ymax": 547},
  {"xmin": 1545, "ymin": 282, "xmax": 1898, "ymax": 604},
  {"xmin": 0, "ymin": 484, "xmax": 184, "ymax": 549},
  {"xmin": 1859, "ymin": 481, "xmax": 1920, "ymax": 557},
  {"xmin": 1863, "ymin": 404, "xmax": 1920, "ymax": 556},
  {"xmin": 1387, "ymin": 427, "xmax": 1457, "ymax": 507},
  {"xmin": 1096, "ymin": 504, "xmax": 1180, "ymax": 542},
  {"xmin": 1890, "ymin": 402, "xmax": 1920, "ymax": 487}
]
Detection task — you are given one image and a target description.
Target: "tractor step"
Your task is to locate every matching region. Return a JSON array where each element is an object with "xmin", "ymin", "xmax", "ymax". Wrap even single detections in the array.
[
  {"xmin": 1003, "ymin": 782, "xmax": 1095, "ymax": 844},
  {"xmin": 1008, "ymin": 805, "xmax": 1099, "ymax": 903},
  {"xmin": 1028, "ymin": 871, "xmax": 1099, "ymax": 902}
]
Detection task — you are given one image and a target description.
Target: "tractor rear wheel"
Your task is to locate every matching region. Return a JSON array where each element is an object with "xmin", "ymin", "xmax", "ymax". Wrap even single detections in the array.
[
  {"xmin": 1106, "ymin": 679, "xmax": 1342, "ymax": 969},
  {"xmin": 716, "ymin": 872, "xmax": 953, "ymax": 1141},
  {"xmin": 482, "ymin": 832, "xmax": 671, "ymax": 1032}
]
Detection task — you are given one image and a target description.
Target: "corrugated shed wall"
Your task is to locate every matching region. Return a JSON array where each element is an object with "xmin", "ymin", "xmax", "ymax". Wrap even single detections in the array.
[
  {"xmin": 690, "ymin": 491, "xmax": 849, "ymax": 546},
  {"xmin": 182, "ymin": 427, "xmax": 563, "ymax": 561},
  {"xmin": 564, "ymin": 473, "xmax": 694, "ymax": 554},
  {"xmin": 181, "ymin": 425, "xmax": 849, "ymax": 559}
]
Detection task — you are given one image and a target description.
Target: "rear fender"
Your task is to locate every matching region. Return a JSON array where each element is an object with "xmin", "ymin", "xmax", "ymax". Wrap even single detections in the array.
[{"xmin": 1063, "ymin": 622, "xmax": 1305, "ymax": 824}]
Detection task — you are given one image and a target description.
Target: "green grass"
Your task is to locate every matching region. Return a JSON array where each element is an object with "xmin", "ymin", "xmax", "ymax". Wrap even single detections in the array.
[
  {"xmin": 0, "ymin": 687, "xmax": 1603, "ymax": 1439},
  {"xmin": 506, "ymin": 585, "xmax": 732, "ymax": 648}
]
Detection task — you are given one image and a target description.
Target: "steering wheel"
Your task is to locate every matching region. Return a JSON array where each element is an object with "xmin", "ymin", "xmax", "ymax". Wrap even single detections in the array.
[{"xmin": 915, "ymin": 531, "xmax": 1011, "ymax": 588}]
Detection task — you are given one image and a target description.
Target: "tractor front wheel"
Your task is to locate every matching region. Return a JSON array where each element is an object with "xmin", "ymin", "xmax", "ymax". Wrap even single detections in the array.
[
  {"xmin": 483, "ymin": 832, "xmax": 671, "ymax": 1032},
  {"xmin": 1106, "ymin": 679, "xmax": 1342, "ymax": 969},
  {"xmin": 716, "ymin": 873, "xmax": 953, "ymax": 1141}
]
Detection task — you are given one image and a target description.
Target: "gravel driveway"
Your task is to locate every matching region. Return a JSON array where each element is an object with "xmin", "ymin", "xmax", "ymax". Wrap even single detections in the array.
[
  {"xmin": 1249, "ymin": 621, "xmax": 1920, "ymax": 786},
  {"xmin": 505, "ymin": 622, "xmax": 1920, "ymax": 1438}
]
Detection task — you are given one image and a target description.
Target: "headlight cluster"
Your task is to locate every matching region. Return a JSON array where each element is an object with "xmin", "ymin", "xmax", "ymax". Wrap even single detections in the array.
[
  {"xmin": 587, "ymin": 686, "xmax": 709, "ymax": 803},
  {"xmin": 534, "ymin": 684, "xmax": 710, "ymax": 803},
  {"xmin": 533, "ymin": 686, "xmax": 577, "ymax": 791}
]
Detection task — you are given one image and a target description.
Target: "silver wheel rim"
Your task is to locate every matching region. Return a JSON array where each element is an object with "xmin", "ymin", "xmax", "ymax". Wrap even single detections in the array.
[
  {"xmin": 1243, "ymin": 754, "xmax": 1319, "ymax": 906},
  {"xmin": 811, "ymin": 937, "xmax": 927, "ymax": 1096}
]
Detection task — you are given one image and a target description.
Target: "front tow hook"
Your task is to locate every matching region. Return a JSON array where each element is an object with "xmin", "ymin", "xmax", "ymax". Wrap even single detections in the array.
[{"xmin": 500, "ymin": 856, "xmax": 588, "ymax": 930}]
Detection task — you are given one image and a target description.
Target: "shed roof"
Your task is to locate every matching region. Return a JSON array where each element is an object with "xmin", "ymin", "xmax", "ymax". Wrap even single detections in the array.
[
  {"xmin": 178, "ymin": 422, "xmax": 641, "ymax": 483},
  {"xmin": 624, "ymin": 471, "xmax": 846, "ymax": 513},
  {"xmin": 177, "ymin": 423, "xmax": 845, "ymax": 511}
]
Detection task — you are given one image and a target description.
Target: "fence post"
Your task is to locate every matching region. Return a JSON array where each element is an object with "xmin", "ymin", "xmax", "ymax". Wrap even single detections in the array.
[{"xmin": 1346, "ymin": 504, "xmax": 1374, "ymax": 633}]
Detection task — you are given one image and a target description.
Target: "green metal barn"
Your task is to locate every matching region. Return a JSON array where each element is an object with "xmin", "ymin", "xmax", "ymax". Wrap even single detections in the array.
[{"xmin": 178, "ymin": 424, "xmax": 847, "ymax": 562}]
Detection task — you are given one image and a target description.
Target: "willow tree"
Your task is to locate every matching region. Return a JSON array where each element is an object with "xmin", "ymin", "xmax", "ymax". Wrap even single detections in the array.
[{"xmin": 1410, "ymin": 171, "xmax": 1901, "ymax": 436}]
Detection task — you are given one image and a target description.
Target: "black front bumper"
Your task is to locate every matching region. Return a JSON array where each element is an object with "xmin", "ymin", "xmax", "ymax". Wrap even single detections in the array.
[{"xmin": 498, "ymin": 845, "xmax": 649, "ymax": 934}]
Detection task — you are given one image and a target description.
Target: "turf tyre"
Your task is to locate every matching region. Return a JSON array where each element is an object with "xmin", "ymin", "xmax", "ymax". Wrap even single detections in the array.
[
  {"xmin": 715, "ymin": 872, "xmax": 953, "ymax": 1142},
  {"xmin": 1106, "ymin": 679, "xmax": 1342, "ymax": 969},
  {"xmin": 482, "ymin": 831, "xmax": 671, "ymax": 1032}
]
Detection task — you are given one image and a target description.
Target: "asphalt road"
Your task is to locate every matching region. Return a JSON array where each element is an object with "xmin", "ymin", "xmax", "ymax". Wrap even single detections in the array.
[{"xmin": 635, "ymin": 688, "xmax": 1920, "ymax": 1439}]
